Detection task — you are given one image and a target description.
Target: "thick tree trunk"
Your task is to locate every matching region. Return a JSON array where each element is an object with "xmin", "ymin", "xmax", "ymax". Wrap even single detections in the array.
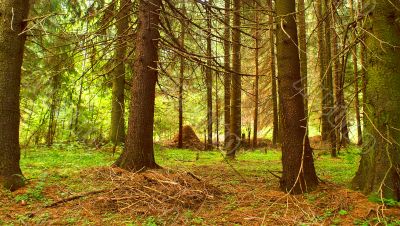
[
  {"xmin": 268, "ymin": 0, "xmax": 279, "ymax": 146},
  {"xmin": 206, "ymin": 1, "xmax": 213, "ymax": 150},
  {"xmin": 252, "ymin": 4, "xmax": 259, "ymax": 149},
  {"xmin": 0, "ymin": 0, "xmax": 29, "ymax": 190},
  {"xmin": 110, "ymin": 0, "xmax": 130, "ymax": 145},
  {"xmin": 226, "ymin": 0, "xmax": 241, "ymax": 158},
  {"xmin": 115, "ymin": 0, "xmax": 161, "ymax": 171},
  {"xmin": 223, "ymin": 0, "xmax": 231, "ymax": 150},
  {"xmin": 276, "ymin": 0, "xmax": 319, "ymax": 194},
  {"xmin": 353, "ymin": 0, "xmax": 400, "ymax": 200}
]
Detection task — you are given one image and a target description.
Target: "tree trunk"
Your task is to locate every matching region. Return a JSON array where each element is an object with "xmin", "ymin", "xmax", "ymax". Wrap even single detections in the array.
[
  {"xmin": 332, "ymin": 8, "xmax": 341, "ymax": 153},
  {"xmin": 47, "ymin": 73, "xmax": 60, "ymax": 146},
  {"xmin": 0, "ymin": 0, "xmax": 29, "ymax": 190},
  {"xmin": 226, "ymin": 0, "xmax": 241, "ymax": 158},
  {"xmin": 114, "ymin": 0, "xmax": 161, "ymax": 171},
  {"xmin": 352, "ymin": 0, "xmax": 400, "ymax": 200},
  {"xmin": 252, "ymin": 3, "xmax": 259, "ymax": 149},
  {"xmin": 350, "ymin": 0, "xmax": 362, "ymax": 146},
  {"xmin": 331, "ymin": 0, "xmax": 349, "ymax": 153},
  {"xmin": 110, "ymin": 0, "xmax": 130, "ymax": 145},
  {"xmin": 358, "ymin": 0, "xmax": 367, "ymax": 136},
  {"xmin": 206, "ymin": 1, "xmax": 213, "ymax": 150},
  {"xmin": 326, "ymin": 0, "xmax": 336, "ymax": 157},
  {"xmin": 318, "ymin": 0, "xmax": 336, "ymax": 156},
  {"xmin": 297, "ymin": 0, "xmax": 308, "ymax": 119},
  {"xmin": 178, "ymin": 5, "xmax": 186, "ymax": 149},
  {"xmin": 223, "ymin": 0, "xmax": 231, "ymax": 150},
  {"xmin": 276, "ymin": 0, "xmax": 319, "ymax": 194},
  {"xmin": 215, "ymin": 72, "xmax": 220, "ymax": 148},
  {"xmin": 269, "ymin": 0, "xmax": 279, "ymax": 146}
]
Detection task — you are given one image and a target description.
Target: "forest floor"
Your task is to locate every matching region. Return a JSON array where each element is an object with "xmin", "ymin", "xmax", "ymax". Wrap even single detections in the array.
[{"xmin": 0, "ymin": 144, "xmax": 400, "ymax": 225}]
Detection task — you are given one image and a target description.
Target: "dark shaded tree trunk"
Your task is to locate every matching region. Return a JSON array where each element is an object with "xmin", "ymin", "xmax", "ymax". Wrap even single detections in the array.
[
  {"xmin": 223, "ymin": 0, "xmax": 231, "ymax": 150},
  {"xmin": 206, "ymin": 1, "xmax": 213, "ymax": 150},
  {"xmin": 114, "ymin": 0, "xmax": 161, "ymax": 171},
  {"xmin": 276, "ymin": 0, "xmax": 319, "ymax": 194},
  {"xmin": 268, "ymin": 0, "xmax": 279, "ymax": 146},
  {"xmin": 352, "ymin": 0, "xmax": 400, "ymax": 200},
  {"xmin": 110, "ymin": 0, "xmax": 130, "ymax": 145},
  {"xmin": 252, "ymin": 3, "xmax": 259, "ymax": 149},
  {"xmin": 0, "ymin": 0, "xmax": 29, "ymax": 190},
  {"xmin": 331, "ymin": 0, "xmax": 349, "ymax": 153},
  {"xmin": 226, "ymin": 0, "xmax": 241, "ymax": 158}
]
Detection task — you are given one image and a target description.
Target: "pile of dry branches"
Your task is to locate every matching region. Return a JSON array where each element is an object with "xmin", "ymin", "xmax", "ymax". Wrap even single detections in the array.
[{"xmin": 87, "ymin": 167, "xmax": 222, "ymax": 216}]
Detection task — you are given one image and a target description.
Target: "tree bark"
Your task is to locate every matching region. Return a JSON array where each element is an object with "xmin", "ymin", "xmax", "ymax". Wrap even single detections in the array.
[
  {"xmin": 206, "ymin": 1, "xmax": 213, "ymax": 150},
  {"xmin": 47, "ymin": 73, "xmax": 60, "ymax": 146},
  {"xmin": 268, "ymin": 0, "xmax": 279, "ymax": 146},
  {"xmin": 276, "ymin": 0, "xmax": 319, "ymax": 194},
  {"xmin": 226, "ymin": 0, "xmax": 241, "ymax": 158},
  {"xmin": 317, "ymin": 0, "xmax": 336, "ymax": 155},
  {"xmin": 0, "ymin": 0, "xmax": 30, "ymax": 190},
  {"xmin": 178, "ymin": 5, "xmax": 186, "ymax": 149},
  {"xmin": 223, "ymin": 0, "xmax": 231, "ymax": 150},
  {"xmin": 114, "ymin": 0, "xmax": 161, "ymax": 171},
  {"xmin": 298, "ymin": 0, "xmax": 308, "ymax": 119},
  {"xmin": 350, "ymin": 0, "xmax": 362, "ymax": 146},
  {"xmin": 110, "ymin": 0, "xmax": 130, "ymax": 145},
  {"xmin": 352, "ymin": 0, "xmax": 400, "ymax": 200},
  {"xmin": 252, "ymin": 2, "xmax": 259, "ymax": 149},
  {"xmin": 358, "ymin": 0, "xmax": 366, "ymax": 137}
]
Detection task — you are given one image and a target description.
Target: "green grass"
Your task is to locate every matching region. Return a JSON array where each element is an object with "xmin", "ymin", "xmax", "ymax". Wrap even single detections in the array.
[
  {"xmin": 21, "ymin": 143, "xmax": 116, "ymax": 180},
  {"xmin": 19, "ymin": 144, "xmax": 360, "ymax": 187},
  {"xmin": 0, "ymin": 144, "xmax": 390, "ymax": 225},
  {"xmin": 314, "ymin": 146, "xmax": 361, "ymax": 186}
]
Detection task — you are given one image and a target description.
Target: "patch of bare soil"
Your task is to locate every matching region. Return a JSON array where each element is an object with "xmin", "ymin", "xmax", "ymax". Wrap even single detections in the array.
[{"xmin": 164, "ymin": 126, "xmax": 205, "ymax": 150}]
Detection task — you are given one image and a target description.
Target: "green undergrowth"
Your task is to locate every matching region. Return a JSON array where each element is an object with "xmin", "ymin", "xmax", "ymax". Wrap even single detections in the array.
[
  {"xmin": 314, "ymin": 146, "xmax": 361, "ymax": 186},
  {"xmin": 19, "ymin": 143, "xmax": 361, "ymax": 190},
  {"xmin": 0, "ymin": 143, "xmax": 366, "ymax": 225}
]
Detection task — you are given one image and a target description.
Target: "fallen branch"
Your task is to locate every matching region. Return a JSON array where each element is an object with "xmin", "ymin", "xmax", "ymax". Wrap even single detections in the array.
[
  {"xmin": 267, "ymin": 170, "xmax": 282, "ymax": 179},
  {"xmin": 45, "ymin": 189, "xmax": 111, "ymax": 208}
]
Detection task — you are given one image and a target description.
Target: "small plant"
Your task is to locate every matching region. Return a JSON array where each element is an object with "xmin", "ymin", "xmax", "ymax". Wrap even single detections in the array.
[
  {"xmin": 338, "ymin": 209, "xmax": 348, "ymax": 216},
  {"xmin": 332, "ymin": 217, "xmax": 341, "ymax": 225},
  {"xmin": 183, "ymin": 210, "xmax": 203, "ymax": 225},
  {"xmin": 65, "ymin": 217, "xmax": 78, "ymax": 224},
  {"xmin": 368, "ymin": 195, "xmax": 400, "ymax": 207},
  {"xmin": 192, "ymin": 217, "xmax": 204, "ymax": 224},
  {"xmin": 225, "ymin": 195, "xmax": 238, "ymax": 210},
  {"xmin": 144, "ymin": 216, "xmax": 160, "ymax": 226},
  {"xmin": 15, "ymin": 181, "xmax": 46, "ymax": 203}
]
